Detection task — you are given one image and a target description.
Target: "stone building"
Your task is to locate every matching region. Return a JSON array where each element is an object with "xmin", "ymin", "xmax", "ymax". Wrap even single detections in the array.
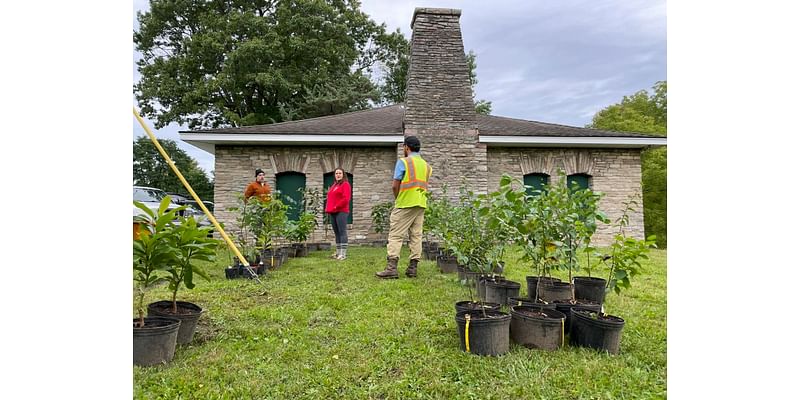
[{"xmin": 180, "ymin": 8, "xmax": 666, "ymax": 246}]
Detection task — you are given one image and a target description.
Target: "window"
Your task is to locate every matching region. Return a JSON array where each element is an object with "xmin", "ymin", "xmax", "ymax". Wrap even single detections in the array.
[
  {"xmin": 523, "ymin": 173, "xmax": 549, "ymax": 196},
  {"xmin": 276, "ymin": 172, "xmax": 306, "ymax": 221},
  {"xmin": 323, "ymin": 171, "xmax": 354, "ymax": 224},
  {"xmin": 567, "ymin": 173, "xmax": 591, "ymax": 191}
]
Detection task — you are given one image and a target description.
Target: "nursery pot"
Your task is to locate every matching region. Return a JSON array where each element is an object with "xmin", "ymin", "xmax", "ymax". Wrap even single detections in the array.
[
  {"xmin": 476, "ymin": 275, "xmax": 505, "ymax": 301},
  {"xmin": 553, "ymin": 300, "xmax": 602, "ymax": 333},
  {"xmin": 454, "ymin": 300, "xmax": 502, "ymax": 314},
  {"xmin": 285, "ymin": 246, "xmax": 298, "ymax": 258},
  {"xmin": 573, "ymin": 276, "xmax": 607, "ymax": 305},
  {"xmin": 464, "ymin": 270, "xmax": 482, "ymax": 284},
  {"xmin": 306, "ymin": 242, "xmax": 320, "ymax": 252},
  {"xmin": 225, "ymin": 267, "xmax": 238, "ymax": 279},
  {"xmin": 437, "ymin": 255, "xmax": 458, "ymax": 274},
  {"xmin": 317, "ymin": 242, "xmax": 332, "ymax": 251},
  {"xmin": 293, "ymin": 243, "xmax": 309, "ymax": 257},
  {"xmin": 538, "ymin": 281, "xmax": 573, "ymax": 303},
  {"xmin": 147, "ymin": 300, "xmax": 204, "ymax": 345},
  {"xmin": 133, "ymin": 317, "xmax": 180, "ymax": 366},
  {"xmin": 509, "ymin": 306, "xmax": 566, "ymax": 351},
  {"xmin": 455, "ymin": 310, "xmax": 511, "ymax": 356},
  {"xmin": 507, "ymin": 297, "xmax": 557, "ymax": 310},
  {"xmin": 569, "ymin": 309, "xmax": 625, "ymax": 355},
  {"xmin": 526, "ymin": 276, "xmax": 562, "ymax": 301},
  {"xmin": 484, "ymin": 279, "xmax": 521, "ymax": 306},
  {"xmin": 457, "ymin": 265, "xmax": 466, "ymax": 281},
  {"xmin": 239, "ymin": 264, "xmax": 259, "ymax": 278}
]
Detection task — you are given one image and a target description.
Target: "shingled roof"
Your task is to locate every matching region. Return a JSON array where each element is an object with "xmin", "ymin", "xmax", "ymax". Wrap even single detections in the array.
[{"xmin": 180, "ymin": 104, "xmax": 663, "ymax": 138}]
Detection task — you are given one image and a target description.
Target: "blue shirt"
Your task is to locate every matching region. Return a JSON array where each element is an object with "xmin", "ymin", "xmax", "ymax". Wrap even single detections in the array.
[{"xmin": 393, "ymin": 152, "xmax": 420, "ymax": 180}]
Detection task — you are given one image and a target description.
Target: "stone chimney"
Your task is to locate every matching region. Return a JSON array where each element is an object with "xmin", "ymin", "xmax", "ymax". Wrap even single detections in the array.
[{"xmin": 403, "ymin": 8, "xmax": 487, "ymax": 195}]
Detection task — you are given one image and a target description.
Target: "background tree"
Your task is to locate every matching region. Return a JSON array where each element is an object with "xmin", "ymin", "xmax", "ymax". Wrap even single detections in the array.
[
  {"xmin": 135, "ymin": 0, "xmax": 407, "ymax": 129},
  {"xmin": 133, "ymin": 136, "xmax": 214, "ymax": 201},
  {"xmin": 588, "ymin": 81, "xmax": 667, "ymax": 248}
]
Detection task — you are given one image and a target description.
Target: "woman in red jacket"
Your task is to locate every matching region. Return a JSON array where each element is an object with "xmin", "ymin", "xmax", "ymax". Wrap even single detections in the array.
[{"xmin": 325, "ymin": 168, "xmax": 352, "ymax": 260}]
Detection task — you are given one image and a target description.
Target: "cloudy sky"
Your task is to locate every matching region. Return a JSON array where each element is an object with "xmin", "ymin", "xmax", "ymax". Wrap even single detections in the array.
[{"xmin": 132, "ymin": 0, "xmax": 666, "ymax": 177}]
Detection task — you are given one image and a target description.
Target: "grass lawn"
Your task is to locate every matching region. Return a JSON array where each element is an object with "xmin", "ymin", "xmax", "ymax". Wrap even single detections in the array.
[{"xmin": 134, "ymin": 245, "xmax": 667, "ymax": 399}]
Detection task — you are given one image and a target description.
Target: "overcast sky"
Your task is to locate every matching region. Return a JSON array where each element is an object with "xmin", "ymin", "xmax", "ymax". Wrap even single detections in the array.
[{"xmin": 132, "ymin": 0, "xmax": 666, "ymax": 178}]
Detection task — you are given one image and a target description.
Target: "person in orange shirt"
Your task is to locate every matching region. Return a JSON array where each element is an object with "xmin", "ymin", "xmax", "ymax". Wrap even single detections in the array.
[{"xmin": 244, "ymin": 169, "xmax": 271, "ymax": 203}]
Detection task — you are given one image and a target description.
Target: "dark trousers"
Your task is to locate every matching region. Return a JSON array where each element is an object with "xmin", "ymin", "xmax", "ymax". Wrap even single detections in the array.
[{"xmin": 330, "ymin": 212, "xmax": 349, "ymax": 244}]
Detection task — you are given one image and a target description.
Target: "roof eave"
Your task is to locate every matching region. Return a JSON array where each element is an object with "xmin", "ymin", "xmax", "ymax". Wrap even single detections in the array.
[
  {"xmin": 479, "ymin": 135, "xmax": 667, "ymax": 148},
  {"xmin": 179, "ymin": 133, "xmax": 405, "ymax": 155}
]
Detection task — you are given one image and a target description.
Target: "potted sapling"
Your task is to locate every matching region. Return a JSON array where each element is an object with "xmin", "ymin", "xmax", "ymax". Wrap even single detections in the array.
[
  {"xmin": 147, "ymin": 213, "xmax": 218, "ymax": 345},
  {"xmin": 569, "ymin": 194, "xmax": 657, "ymax": 354},
  {"xmin": 133, "ymin": 197, "xmax": 181, "ymax": 366}
]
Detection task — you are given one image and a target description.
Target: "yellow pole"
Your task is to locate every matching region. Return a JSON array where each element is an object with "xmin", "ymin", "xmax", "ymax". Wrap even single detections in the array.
[{"xmin": 133, "ymin": 107, "xmax": 250, "ymax": 268}]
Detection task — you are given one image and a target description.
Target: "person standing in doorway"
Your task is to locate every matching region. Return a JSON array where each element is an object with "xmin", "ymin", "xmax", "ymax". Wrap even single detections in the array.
[
  {"xmin": 376, "ymin": 136, "xmax": 432, "ymax": 279},
  {"xmin": 325, "ymin": 168, "xmax": 352, "ymax": 260},
  {"xmin": 244, "ymin": 168, "xmax": 271, "ymax": 203}
]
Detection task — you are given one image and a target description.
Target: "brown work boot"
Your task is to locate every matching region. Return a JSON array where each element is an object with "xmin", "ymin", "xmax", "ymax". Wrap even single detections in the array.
[
  {"xmin": 376, "ymin": 257, "xmax": 399, "ymax": 279},
  {"xmin": 405, "ymin": 259, "xmax": 419, "ymax": 278}
]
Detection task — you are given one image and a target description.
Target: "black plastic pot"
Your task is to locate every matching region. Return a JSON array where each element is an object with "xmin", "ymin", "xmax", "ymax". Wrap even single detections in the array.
[
  {"xmin": 133, "ymin": 317, "xmax": 180, "ymax": 366},
  {"xmin": 507, "ymin": 297, "xmax": 557, "ymax": 310},
  {"xmin": 147, "ymin": 300, "xmax": 204, "ymax": 345},
  {"xmin": 476, "ymin": 275, "xmax": 505, "ymax": 301},
  {"xmin": 457, "ymin": 265, "xmax": 466, "ymax": 280},
  {"xmin": 225, "ymin": 267, "xmax": 238, "ymax": 279},
  {"xmin": 455, "ymin": 310, "xmax": 511, "ymax": 356},
  {"xmin": 573, "ymin": 276, "xmax": 607, "ymax": 305},
  {"xmin": 484, "ymin": 279, "xmax": 521, "ymax": 306},
  {"xmin": 317, "ymin": 242, "xmax": 332, "ymax": 251},
  {"xmin": 509, "ymin": 306, "xmax": 566, "ymax": 351},
  {"xmin": 306, "ymin": 242, "xmax": 320, "ymax": 252},
  {"xmin": 238, "ymin": 264, "xmax": 259, "ymax": 278},
  {"xmin": 569, "ymin": 309, "xmax": 625, "ymax": 354},
  {"xmin": 526, "ymin": 276, "xmax": 562, "ymax": 300},
  {"xmin": 437, "ymin": 255, "xmax": 458, "ymax": 273},
  {"xmin": 538, "ymin": 281, "xmax": 573, "ymax": 303},
  {"xmin": 454, "ymin": 300, "xmax": 502, "ymax": 314},
  {"xmin": 553, "ymin": 300, "xmax": 602, "ymax": 333},
  {"xmin": 293, "ymin": 243, "xmax": 309, "ymax": 257}
]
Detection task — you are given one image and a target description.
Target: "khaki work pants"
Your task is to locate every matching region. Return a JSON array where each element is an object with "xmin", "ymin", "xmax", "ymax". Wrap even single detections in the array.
[{"xmin": 386, "ymin": 206, "xmax": 425, "ymax": 260}]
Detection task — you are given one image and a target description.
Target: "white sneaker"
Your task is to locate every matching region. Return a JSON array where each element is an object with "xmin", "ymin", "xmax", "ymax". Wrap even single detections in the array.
[
  {"xmin": 329, "ymin": 253, "xmax": 338, "ymax": 259},
  {"xmin": 336, "ymin": 255, "xmax": 347, "ymax": 260}
]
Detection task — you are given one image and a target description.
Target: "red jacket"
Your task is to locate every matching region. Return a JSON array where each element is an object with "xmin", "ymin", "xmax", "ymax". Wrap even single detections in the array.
[{"xmin": 325, "ymin": 181, "xmax": 351, "ymax": 213}]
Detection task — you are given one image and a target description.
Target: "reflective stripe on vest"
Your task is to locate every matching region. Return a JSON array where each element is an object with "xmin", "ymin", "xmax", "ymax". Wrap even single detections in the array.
[
  {"xmin": 396, "ymin": 156, "xmax": 431, "ymax": 208},
  {"xmin": 399, "ymin": 157, "xmax": 431, "ymax": 192}
]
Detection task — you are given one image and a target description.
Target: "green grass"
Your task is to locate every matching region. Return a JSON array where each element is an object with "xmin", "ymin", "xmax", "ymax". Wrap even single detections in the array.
[{"xmin": 134, "ymin": 246, "xmax": 667, "ymax": 399}]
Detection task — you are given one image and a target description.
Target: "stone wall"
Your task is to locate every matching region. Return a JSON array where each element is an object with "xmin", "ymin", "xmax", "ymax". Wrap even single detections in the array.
[
  {"xmin": 214, "ymin": 145, "xmax": 398, "ymax": 244},
  {"xmin": 487, "ymin": 147, "xmax": 645, "ymax": 245}
]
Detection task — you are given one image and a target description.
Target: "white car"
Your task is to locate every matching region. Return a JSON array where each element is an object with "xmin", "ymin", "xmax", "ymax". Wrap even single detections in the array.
[{"xmin": 133, "ymin": 186, "xmax": 212, "ymax": 228}]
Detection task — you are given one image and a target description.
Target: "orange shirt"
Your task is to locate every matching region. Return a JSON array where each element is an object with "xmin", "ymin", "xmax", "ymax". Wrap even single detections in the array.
[{"xmin": 244, "ymin": 181, "xmax": 271, "ymax": 203}]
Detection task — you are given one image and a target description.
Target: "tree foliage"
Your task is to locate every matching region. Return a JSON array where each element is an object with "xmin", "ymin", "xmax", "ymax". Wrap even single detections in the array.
[
  {"xmin": 588, "ymin": 81, "xmax": 667, "ymax": 248},
  {"xmin": 133, "ymin": 136, "xmax": 214, "ymax": 201},
  {"xmin": 135, "ymin": 0, "xmax": 407, "ymax": 129}
]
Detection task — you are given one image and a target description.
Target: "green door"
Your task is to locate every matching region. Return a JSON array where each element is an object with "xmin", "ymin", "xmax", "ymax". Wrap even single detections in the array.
[
  {"xmin": 323, "ymin": 172, "xmax": 354, "ymax": 223},
  {"xmin": 523, "ymin": 173, "xmax": 549, "ymax": 196},
  {"xmin": 276, "ymin": 172, "xmax": 306, "ymax": 221}
]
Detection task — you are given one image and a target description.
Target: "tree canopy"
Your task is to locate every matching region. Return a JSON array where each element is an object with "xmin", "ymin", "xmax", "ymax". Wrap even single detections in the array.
[
  {"xmin": 135, "ymin": 0, "xmax": 407, "ymax": 129},
  {"xmin": 588, "ymin": 81, "xmax": 667, "ymax": 248},
  {"xmin": 135, "ymin": 0, "xmax": 492, "ymax": 128},
  {"xmin": 133, "ymin": 136, "xmax": 214, "ymax": 201}
]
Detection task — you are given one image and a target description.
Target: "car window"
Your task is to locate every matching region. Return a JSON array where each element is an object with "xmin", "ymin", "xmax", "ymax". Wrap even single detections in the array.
[{"xmin": 133, "ymin": 187, "xmax": 167, "ymax": 202}]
